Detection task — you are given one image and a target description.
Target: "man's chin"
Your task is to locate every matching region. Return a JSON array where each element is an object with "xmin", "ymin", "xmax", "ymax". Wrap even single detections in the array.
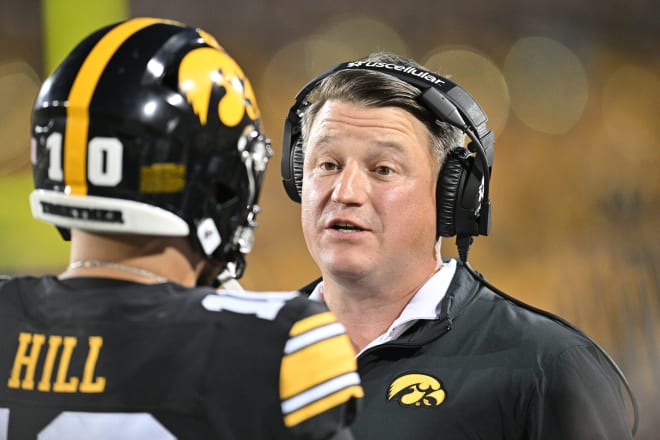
[{"xmin": 320, "ymin": 258, "xmax": 372, "ymax": 281}]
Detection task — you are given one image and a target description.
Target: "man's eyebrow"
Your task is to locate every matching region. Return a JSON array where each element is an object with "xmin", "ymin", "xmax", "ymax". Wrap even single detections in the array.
[
  {"xmin": 310, "ymin": 135, "xmax": 334, "ymax": 146},
  {"xmin": 307, "ymin": 136, "xmax": 411, "ymax": 159},
  {"xmin": 304, "ymin": 135, "xmax": 332, "ymax": 153},
  {"xmin": 372, "ymin": 140, "xmax": 407, "ymax": 152}
]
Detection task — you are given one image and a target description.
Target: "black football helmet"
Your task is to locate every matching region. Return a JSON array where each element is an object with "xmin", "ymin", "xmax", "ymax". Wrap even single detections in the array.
[{"xmin": 29, "ymin": 17, "xmax": 272, "ymax": 282}]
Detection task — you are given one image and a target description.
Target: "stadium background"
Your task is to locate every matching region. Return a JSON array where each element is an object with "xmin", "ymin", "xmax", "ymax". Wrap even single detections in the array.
[{"xmin": 1, "ymin": 0, "xmax": 657, "ymax": 437}]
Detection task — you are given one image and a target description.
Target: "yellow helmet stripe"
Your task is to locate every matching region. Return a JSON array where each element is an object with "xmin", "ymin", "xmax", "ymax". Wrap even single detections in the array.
[{"xmin": 64, "ymin": 17, "xmax": 163, "ymax": 195}]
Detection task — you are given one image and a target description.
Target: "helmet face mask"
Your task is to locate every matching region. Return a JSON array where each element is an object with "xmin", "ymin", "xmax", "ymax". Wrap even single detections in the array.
[{"xmin": 30, "ymin": 17, "xmax": 271, "ymax": 282}]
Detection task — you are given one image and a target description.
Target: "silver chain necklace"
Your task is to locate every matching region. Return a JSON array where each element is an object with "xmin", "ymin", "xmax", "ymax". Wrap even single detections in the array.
[{"xmin": 66, "ymin": 260, "xmax": 169, "ymax": 283}]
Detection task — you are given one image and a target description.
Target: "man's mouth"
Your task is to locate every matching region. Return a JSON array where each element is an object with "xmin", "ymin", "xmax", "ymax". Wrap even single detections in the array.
[{"xmin": 331, "ymin": 222, "xmax": 365, "ymax": 232}]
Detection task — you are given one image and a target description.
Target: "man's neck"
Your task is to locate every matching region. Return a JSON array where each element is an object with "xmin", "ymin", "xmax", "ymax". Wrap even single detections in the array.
[{"xmin": 321, "ymin": 265, "xmax": 440, "ymax": 353}]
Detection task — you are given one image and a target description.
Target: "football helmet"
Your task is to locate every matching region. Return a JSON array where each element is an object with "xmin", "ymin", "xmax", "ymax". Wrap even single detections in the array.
[{"xmin": 29, "ymin": 17, "xmax": 272, "ymax": 282}]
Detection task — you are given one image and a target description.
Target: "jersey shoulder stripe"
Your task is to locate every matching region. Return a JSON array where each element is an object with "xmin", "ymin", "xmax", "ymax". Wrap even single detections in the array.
[
  {"xmin": 280, "ymin": 311, "xmax": 363, "ymax": 427},
  {"xmin": 201, "ymin": 289, "xmax": 299, "ymax": 320}
]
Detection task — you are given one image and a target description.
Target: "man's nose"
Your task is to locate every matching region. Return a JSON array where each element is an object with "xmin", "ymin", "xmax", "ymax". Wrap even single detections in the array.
[{"xmin": 331, "ymin": 162, "xmax": 367, "ymax": 205}]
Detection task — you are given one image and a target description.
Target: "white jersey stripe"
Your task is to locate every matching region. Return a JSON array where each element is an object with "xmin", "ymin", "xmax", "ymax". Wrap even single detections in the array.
[
  {"xmin": 281, "ymin": 372, "xmax": 361, "ymax": 415},
  {"xmin": 284, "ymin": 322, "xmax": 347, "ymax": 354}
]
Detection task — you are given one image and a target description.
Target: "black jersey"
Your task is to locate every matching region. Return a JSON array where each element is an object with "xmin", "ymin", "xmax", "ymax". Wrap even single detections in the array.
[
  {"xmin": 0, "ymin": 276, "xmax": 362, "ymax": 439},
  {"xmin": 301, "ymin": 262, "xmax": 633, "ymax": 440}
]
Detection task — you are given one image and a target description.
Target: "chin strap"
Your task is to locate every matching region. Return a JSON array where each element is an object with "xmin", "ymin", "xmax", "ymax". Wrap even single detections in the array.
[
  {"xmin": 215, "ymin": 257, "xmax": 245, "ymax": 290},
  {"xmin": 219, "ymin": 278, "xmax": 244, "ymax": 291}
]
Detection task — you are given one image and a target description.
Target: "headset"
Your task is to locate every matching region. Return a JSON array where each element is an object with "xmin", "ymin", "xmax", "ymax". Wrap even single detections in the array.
[
  {"xmin": 281, "ymin": 60, "xmax": 638, "ymax": 436},
  {"xmin": 281, "ymin": 60, "xmax": 495, "ymax": 262}
]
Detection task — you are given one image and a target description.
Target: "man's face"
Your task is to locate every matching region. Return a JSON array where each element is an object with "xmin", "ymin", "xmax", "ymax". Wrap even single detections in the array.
[{"xmin": 301, "ymin": 100, "xmax": 439, "ymax": 286}]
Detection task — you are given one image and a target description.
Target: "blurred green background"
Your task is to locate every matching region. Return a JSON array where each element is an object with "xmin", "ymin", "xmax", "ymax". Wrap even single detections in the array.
[{"xmin": 1, "ymin": 0, "xmax": 657, "ymax": 437}]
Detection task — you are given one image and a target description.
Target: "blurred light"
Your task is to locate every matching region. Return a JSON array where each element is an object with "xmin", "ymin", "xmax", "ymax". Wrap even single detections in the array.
[
  {"xmin": 259, "ymin": 39, "xmax": 324, "ymax": 135},
  {"xmin": 503, "ymin": 36, "xmax": 588, "ymax": 135},
  {"xmin": 42, "ymin": 0, "xmax": 128, "ymax": 75},
  {"xmin": 0, "ymin": 60, "xmax": 41, "ymax": 174},
  {"xmin": 259, "ymin": 16, "xmax": 409, "ymax": 135},
  {"xmin": 422, "ymin": 47, "xmax": 510, "ymax": 136},
  {"xmin": 602, "ymin": 64, "xmax": 659, "ymax": 155},
  {"xmin": 318, "ymin": 17, "xmax": 409, "ymax": 59}
]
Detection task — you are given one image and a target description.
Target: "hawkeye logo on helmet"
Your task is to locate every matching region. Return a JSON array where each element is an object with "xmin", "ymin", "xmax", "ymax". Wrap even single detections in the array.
[
  {"xmin": 179, "ymin": 48, "xmax": 260, "ymax": 127},
  {"xmin": 345, "ymin": 61, "xmax": 446, "ymax": 85},
  {"xmin": 387, "ymin": 373, "xmax": 446, "ymax": 407}
]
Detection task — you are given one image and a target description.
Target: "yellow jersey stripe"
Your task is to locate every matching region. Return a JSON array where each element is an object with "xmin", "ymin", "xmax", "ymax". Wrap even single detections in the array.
[
  {"xmin": 284, "ymin": 385, "xmax": 364, "ymax": 427},
  {"xmin": 280, "ymin": 333, "xmax": 357, "ymax": 399},
  {"xmin": 64, "ymin": 17, "xmax": 162, "ymax": 195},
  {"xmin": 289, "ymin": 311, "xmax": 337, "ymax": 336}
]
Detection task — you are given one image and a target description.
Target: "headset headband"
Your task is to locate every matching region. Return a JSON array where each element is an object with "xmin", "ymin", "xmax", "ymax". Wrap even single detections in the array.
[{"xmin": 282, "ymin": 60, "xmax": 494, "ymax": 237}]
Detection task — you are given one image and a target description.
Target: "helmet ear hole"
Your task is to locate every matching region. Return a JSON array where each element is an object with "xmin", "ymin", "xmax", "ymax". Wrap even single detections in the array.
[{"xmin": 212, "ymin": 182, "xmax": 238, "ymax": 205}]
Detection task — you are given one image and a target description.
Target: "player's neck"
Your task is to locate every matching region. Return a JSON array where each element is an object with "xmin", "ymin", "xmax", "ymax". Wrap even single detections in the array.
[{"xmin": 62, "ymin": 229, "xmax": 202, "ymax": 286}]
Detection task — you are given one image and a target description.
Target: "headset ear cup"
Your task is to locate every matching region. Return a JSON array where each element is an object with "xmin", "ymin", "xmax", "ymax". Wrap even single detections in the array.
[
  {"xmin": 436, "ymin": 147, "xmax": 470, "ymax": 237},
  {"xmin": 291, "ymin": 137, "xmax": 305, "ymax": 201}
]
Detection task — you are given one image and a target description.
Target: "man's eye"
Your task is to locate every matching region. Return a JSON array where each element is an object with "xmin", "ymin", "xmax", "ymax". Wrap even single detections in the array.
[
  {"xmin": 375, "ymin": 166, "xmax": 394, "ymax": 175},
  {"xmin": 320, "ymin": 162, "xmax": 338, "ymax": 171}
]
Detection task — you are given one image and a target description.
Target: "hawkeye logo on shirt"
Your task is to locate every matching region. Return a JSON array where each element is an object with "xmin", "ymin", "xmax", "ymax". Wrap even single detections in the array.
[
  {"xmin": 7, "ymin": 332, "xmax": 105, "ymax": 393},
  {"xmin": 387, "ymin": 373, "xmax": 446, "ymax": 407}
]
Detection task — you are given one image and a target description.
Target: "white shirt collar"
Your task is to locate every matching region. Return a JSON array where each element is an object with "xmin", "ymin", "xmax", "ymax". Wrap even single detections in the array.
[{"xmin": 308, "ymin": 258, "xmax": 457, "ymax": 356}]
